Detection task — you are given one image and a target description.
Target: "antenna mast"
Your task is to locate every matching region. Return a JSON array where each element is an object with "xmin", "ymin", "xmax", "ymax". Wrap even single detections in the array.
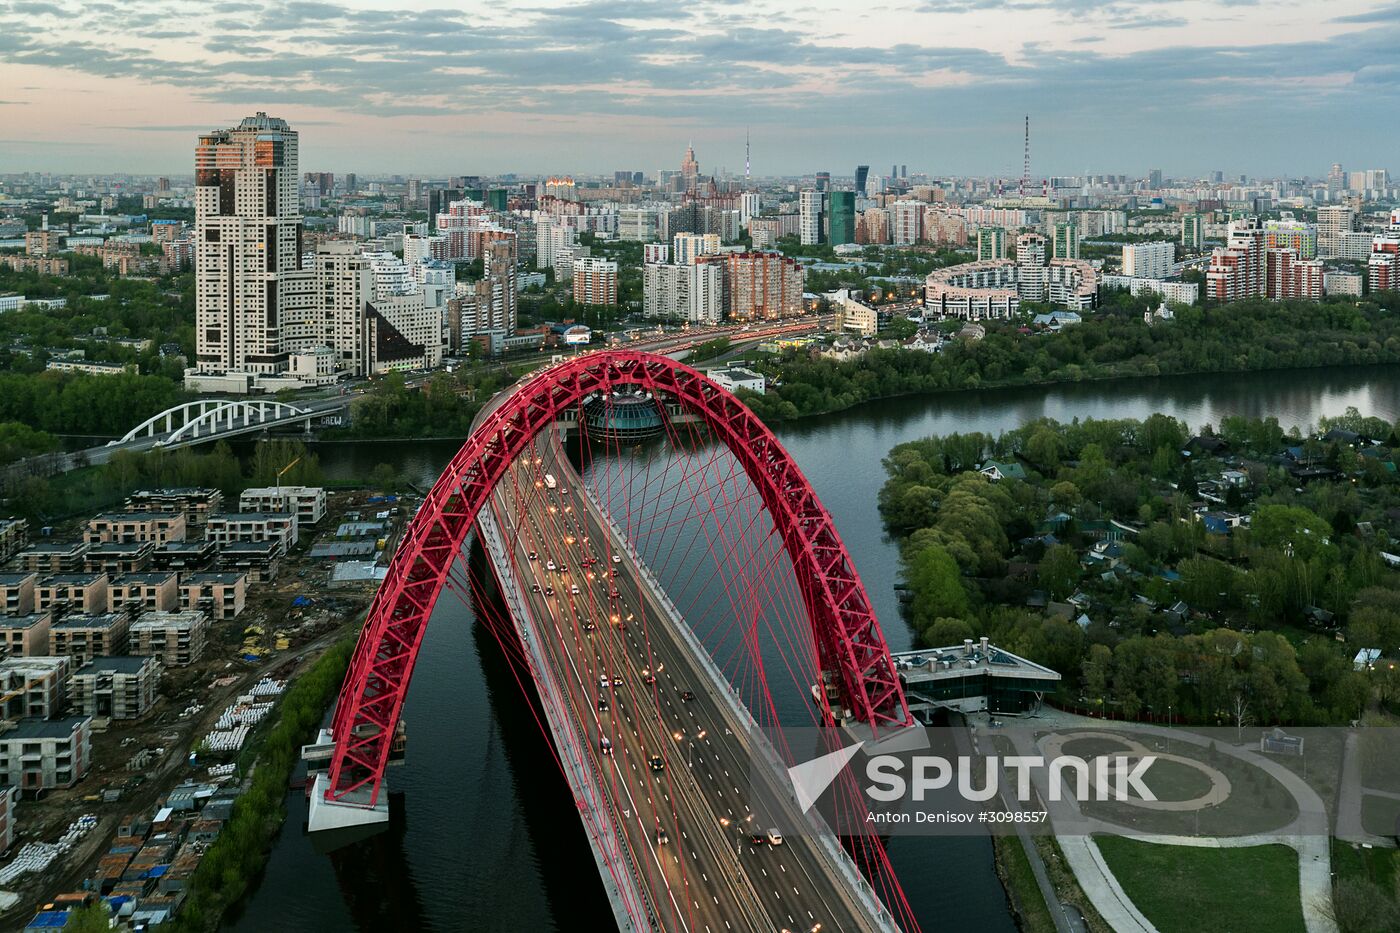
[{"xmin": 1020, "ymin": 114, "xmax": 1030, "ymax": 199}]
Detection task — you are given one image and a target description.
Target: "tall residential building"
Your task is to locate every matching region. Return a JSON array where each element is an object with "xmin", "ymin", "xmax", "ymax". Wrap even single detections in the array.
[
  {"xmin": 799, "ymin": 190, "xmax": 824, "ymax": 245},
  {"xmin": 1266, "ymin": 249, "xmax": 1325, "ymax": 300},
  {"xmin": 1370, "ymin": 211, "xmax": 1400, "ymax": 293},
  {"xmin": 1181, "ymin": 214, "xmax": 1204, "ymax": 250},
  {"xmin": 643, "ymin": 262, "xmax": 722, "ymax": 324},
  {"xmin": 193, "ymin": 113, "xmax": 302, "ymax": 376},
  {"xmin": 739, "ymin": 193, "xmax": 761, "ymax": 225},
  {"xmin": 1206, "ymin": 219, "xmax": 1266, "ymax": 302},
  {"xmin": 977, "ymin": 227, "xmax": 1007, "ymax": 260},
  {"xmin": 618, "ymin": 208, "xmax": 658, "ymax": 242},
  {"xmin": 828, "ymin": 192, "xmax": 856, "ymax": 247},
  {"xmin": 1015, "ymin": 233, "xmax": 1048, "ymax": 301},
  {"xmin": 573, "ymin": 257, "xmax": 619, "ymax": 306},
  {"xmin": 856, "ymin": 208, "xmax": 890, "ymax": 245},
  {"xmin": 893, "ymin": 201, "xmax": 922, "ymax": 246},
  {"xmin": 698, "ymin": 252, "xmax": 805, "ymax": 320},
  {"xmin": 855, "ymin": 166, "xmax": 870, "ymax": 197},
  {"xmin": 1263, "ymin": 220, "xmax": 1318, "ymax": 259},
  {"xmin": 1316, "ymin": 206, "xmax": 1355, "ymax": 258},
  {"xmin": 1051, "ymin": 222, "xmax": 1079, "ymax": 260},
  {"xmin": 673, "ymin": 233, "xmax": 720, "ymax": 265},
  {"xmin": 1122, "ymin": 241, "xmax": 1175, "ymax": 280}
]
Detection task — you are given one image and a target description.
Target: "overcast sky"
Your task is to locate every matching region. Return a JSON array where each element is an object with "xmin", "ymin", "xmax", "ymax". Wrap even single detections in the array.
[{"xmin": 1, "ymin": 0, "xmax": 1397, "ymax": 178}]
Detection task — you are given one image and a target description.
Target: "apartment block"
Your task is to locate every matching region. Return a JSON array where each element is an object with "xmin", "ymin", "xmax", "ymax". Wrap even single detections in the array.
[
  {"xmin": 0, "ymin": 519, "xmax": 27, "ymax": 565},
  {"xmin": 178, "ymin": 573, "xmax": 247, "ymax": 620},
  {"xmin": 0, "ymin": 716, "xmax": 92, "ymax": 793},
  {"xmin": 84, "ymin": 541, "xmax": 156, "ymax": 575},
  {"xmin": 130, "ymin": 611, "xmax": 209, "ymax": 667},
  {"xmin": 125, "ymin": 488, "xmax": 224, "ymax": 528},
  {"xmin": 70, "ymin": 656, "xmax": 161, "ymax": 721},
  {"xmin": 237, "ymin": 486, "xmax": 326, "ymax": 526},
  {"xmin": 0, "ymin": 613, "xmax": 52, "ymax": 658},
  {"xmin": 17, "ymin": 541, "xmax": 88, "ymax": 575},
  {"xmin": 216, "ymin": 541, "xmax": 281, "ymax": 583},
  {"xmin": 36, "ymin": 574, "xmax": 110, "ymax": 614},
  {"xmin": 0, "ymin": 573, "xmax": 37, "ymax": 617},
  {"xmin": 107, "ymin": 572, "xmax": 181, "ymax": 613},
  {"xmin": 0, "ymin": 784, "xmax": 16, "ymax": 853},
  {"xmin": 205, "ymin": 513, "xmax": 298, "ymax": 552},
  {"xmin": 0, "ymin": 656, "xmax": 71, "ymax": 720},
  {"xmin": 151, "ymin": 540, "xmax": 217, "ymax": 574},
  {"xmin": 84, "ymin": 512, "xmax": 187, "ymax": 546},
  {"xmin": 51, "ymin": 613, "xmax": 131, "ymax": 665}
]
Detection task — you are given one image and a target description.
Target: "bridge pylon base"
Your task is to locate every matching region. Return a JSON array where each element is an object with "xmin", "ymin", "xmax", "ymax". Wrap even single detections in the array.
[{"xmin": 307, "ymin": 772, "xmax": 390, "ymax": 852}]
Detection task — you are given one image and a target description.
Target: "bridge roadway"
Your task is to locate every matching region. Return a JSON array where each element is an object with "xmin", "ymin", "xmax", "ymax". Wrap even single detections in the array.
[{"xmin": 481, "ymin": 431, "xmax": 890, "ymax": 932}]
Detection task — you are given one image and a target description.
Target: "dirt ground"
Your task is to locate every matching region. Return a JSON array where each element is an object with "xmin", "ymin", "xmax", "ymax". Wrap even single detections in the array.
[{"xmin": 0, "ymin": 489, "xmax": 406, "ymax": 924}]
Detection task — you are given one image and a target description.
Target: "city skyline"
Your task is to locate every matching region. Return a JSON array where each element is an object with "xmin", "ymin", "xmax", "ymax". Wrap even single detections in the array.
[{"xmin": 1, "ymin": 0, "xmax": 1399, "ymax": 176}]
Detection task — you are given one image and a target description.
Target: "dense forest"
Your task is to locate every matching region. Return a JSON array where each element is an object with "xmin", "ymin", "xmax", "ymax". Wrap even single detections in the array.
[
  {"xmin": 879, "ymin": 410, "xmax": 1400, "ymax": 726},
  {"xmin": 739, "ymin": 292, "xmax": 1400, "ymax": 423}
]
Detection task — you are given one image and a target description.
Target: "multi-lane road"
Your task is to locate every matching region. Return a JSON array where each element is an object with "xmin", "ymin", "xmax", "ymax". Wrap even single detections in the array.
[{"xmin": 482, "ymin": 430, "xmax": 884, "ymax": 933}]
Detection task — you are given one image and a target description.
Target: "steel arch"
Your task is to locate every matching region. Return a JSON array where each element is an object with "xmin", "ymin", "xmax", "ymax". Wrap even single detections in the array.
[
  {"xmin": 118, "ymin": 398, "xmax": 310, "ymax": 444},
  {"xmin": 325, "ymin": 350, "xmax": 912, "ymax": 806}
]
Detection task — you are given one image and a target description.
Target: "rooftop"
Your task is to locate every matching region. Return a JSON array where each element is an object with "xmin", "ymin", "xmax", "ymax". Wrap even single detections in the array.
[
  {"xmin": 77, "ymin": 656, "xmax": 156, "ymax": 675},
  {"xmin": 0, "ymin": 613, "xmax": 50, "ymax": 630},
  {"xmin": 4, "ymin": 716, "xmax": 89, "ymax": 740},
  {"xmin": 181, "ymin": 572, "xmax": 245, "ymax": 584},
  {"xmin": 0, "ymin": 572, "xmax": 37, "ymax": 585},
  {"xmin": 891, "ymin": 638, "xmax": 1061, "ymax": 685},
  {"xmin": 41, "ymin": 573, "xmax": 106, "ymax": 585}
]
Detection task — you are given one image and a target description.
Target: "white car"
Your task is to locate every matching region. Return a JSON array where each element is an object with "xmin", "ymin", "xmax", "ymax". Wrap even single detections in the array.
[
  {"xmin": 611, "ymin": 554, "xmax": 622, "ymax": 564},
  {"xmin": 766, "ymin": 828, "xmax": 784, "ymax": 846},
  {"xmin": 570, "ymin": 584, "xmax": 580, "ymax": 595},
  {"xmin": 546, "ymin": 560, "xmax": 557, "ymax": 572}
]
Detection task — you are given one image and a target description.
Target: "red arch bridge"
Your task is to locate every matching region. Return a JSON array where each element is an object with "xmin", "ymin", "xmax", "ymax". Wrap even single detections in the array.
[{"xmin": 305, "ymin": 350, "xmax": 919, "ymax": 931}]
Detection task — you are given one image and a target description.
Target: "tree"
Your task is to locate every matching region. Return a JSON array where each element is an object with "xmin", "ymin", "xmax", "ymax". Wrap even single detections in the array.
[
  {"xmin": 1038, "ymin": 544, "xmax": 1081, "ymax": 600},
  {"xmin": 62, "ymin": 902, "xmax": 111, "ymax": 933},
  {"xmin": 925, "ymin": 616, "xmax": 974, "ymax": 647},
  {"xmin": 1082, "ymin": 644, "xmax": 1112, "ymax": 708},
  {"xmin": 903, "ymin": 542, "xmax": 969, "ymax": 630}
]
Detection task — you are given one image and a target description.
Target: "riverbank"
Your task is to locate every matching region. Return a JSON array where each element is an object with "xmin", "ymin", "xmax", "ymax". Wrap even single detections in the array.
[
  {"xmin": 172, "ymin": 636, "xmax": 355, "ymax": 932},
  {"xmin": 738, "ymin": 297, "xmax": 1400, "ymax": 425}
]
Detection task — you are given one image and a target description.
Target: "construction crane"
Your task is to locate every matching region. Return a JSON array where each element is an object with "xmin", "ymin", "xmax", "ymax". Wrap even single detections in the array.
[{"xmin": 276, "ymin": 456, "xmax": 301, "ymax": 494}]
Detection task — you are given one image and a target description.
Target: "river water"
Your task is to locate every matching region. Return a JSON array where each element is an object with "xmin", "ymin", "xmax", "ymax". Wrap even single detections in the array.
[{"xmin": 225, "ymin": 364, "xmax": 1400, "ymax": 933}]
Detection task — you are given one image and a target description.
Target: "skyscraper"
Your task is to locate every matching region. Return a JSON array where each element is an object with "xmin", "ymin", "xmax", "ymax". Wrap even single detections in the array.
[
  {"xmin": 828, "ymin": 192, "xmax": 856, "ymax": 247},
  {"xmin": 681, "ymin": 143, "xmax": 700, "ymax": 189},
  {"xmin": 194, "ymin": 113, "xmax": 303, "ymax": 376},
  {"xmin": 799, "ymin": 190, "xmax": 824, "ymax": 245},
  {"xmin": 977, "ymin": 227, "xmax": 1007, "ymax": 260},
  {"xmin": 1052, "ymin": 222, "xmax": 1079, "ymax": 260},
  {"xmin": 855, "ymin": 166, "xmax": 869, "ymax": 197},
  {"xmin": 815, "ymin": 172, "xmax": 831, "ymax": 192},
  {"xmin": 1181, "ymin": 214, "xmax": 1204, "ymax": 250}
]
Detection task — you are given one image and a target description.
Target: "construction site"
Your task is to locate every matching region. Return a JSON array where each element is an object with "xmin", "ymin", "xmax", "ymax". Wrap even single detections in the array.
[{"xmin": 0, "ymin": 485, "xmax": 411, "ymax": 928}]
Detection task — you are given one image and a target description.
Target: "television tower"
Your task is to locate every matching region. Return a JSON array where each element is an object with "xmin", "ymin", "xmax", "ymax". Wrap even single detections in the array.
[
  {"xmin": 745, "ymin": 127, "xmax": 750, "ymax": 180},
  {"xmin": 1020, "ymin": 114, "xmax": 1030, "ymax": 199}
]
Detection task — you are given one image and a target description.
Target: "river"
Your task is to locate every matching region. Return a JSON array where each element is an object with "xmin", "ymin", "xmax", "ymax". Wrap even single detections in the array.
[{"xmin": 224, "ymin": 364, "xmax": 1400, "ymax": 933}]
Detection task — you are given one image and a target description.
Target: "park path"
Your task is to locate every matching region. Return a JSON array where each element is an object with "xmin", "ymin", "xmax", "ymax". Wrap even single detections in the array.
[{"xmin": 986, "ymin": 709, "xmax": 1336, "ymax": 933}]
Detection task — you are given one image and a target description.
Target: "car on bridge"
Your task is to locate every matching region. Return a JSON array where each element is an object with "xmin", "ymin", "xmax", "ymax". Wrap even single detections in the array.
[
  {"xmin": 641, "ymin": 668, "xmax": 656, "ymax": 685},
  {"xmin": 766, "ymin": 828, "xmax": 784, "ymax": 846},
  {"xmin": 597, "ymin": 697, "xmax": 609, "ymax": 712},
  {"xmin": 648, "ymin": 755, "xmax": 665, "ymax": 773},
  {"xmin": 612, "ymin": 553, "xmax": 622, "ymax": 563},
  {"xmin": 546, "ymin": 560, "xmax": 557, "ymax": 571},
  {"xmin": 599, "ymin": 737, "xmax": 613, "ymax": 756}
]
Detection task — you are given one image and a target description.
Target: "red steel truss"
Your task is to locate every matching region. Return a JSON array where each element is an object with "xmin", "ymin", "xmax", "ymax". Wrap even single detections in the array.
[{"xmin": 325, "ymin": 351, "xmax": 912, "ymax": 806}]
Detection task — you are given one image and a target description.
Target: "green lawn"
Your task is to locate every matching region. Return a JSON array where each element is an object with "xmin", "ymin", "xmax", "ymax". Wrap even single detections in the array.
[
  {"xmin": 1360, "ymin": 794, "xmax": 1400, "ymax": 838},
  {"xmin": 1095, "ymin": 835, "xmax": 1305, "ymax": 933}
]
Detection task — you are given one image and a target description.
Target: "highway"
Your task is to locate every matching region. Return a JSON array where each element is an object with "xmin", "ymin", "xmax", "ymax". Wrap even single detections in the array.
[{"xmin": 482, "ymin": 428, "xmax": 883, "ymax": 932}]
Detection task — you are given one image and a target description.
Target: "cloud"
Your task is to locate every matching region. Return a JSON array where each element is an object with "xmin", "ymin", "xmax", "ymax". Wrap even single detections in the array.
[{"xmin": 0, "ymin": 0, "xmax": 1397, "ymax": 173}]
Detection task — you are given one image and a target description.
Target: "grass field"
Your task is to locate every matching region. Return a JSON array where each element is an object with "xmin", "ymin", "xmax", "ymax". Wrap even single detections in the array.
[{"xmin": 1095, "ymin": 835, "xmax": 1305, "ymax": 933}]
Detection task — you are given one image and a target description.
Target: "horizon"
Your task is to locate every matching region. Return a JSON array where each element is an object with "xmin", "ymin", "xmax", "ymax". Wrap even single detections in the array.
[{"xmin": 2, "ymin": 0, "xmax": 1399, "ymax": 176}]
